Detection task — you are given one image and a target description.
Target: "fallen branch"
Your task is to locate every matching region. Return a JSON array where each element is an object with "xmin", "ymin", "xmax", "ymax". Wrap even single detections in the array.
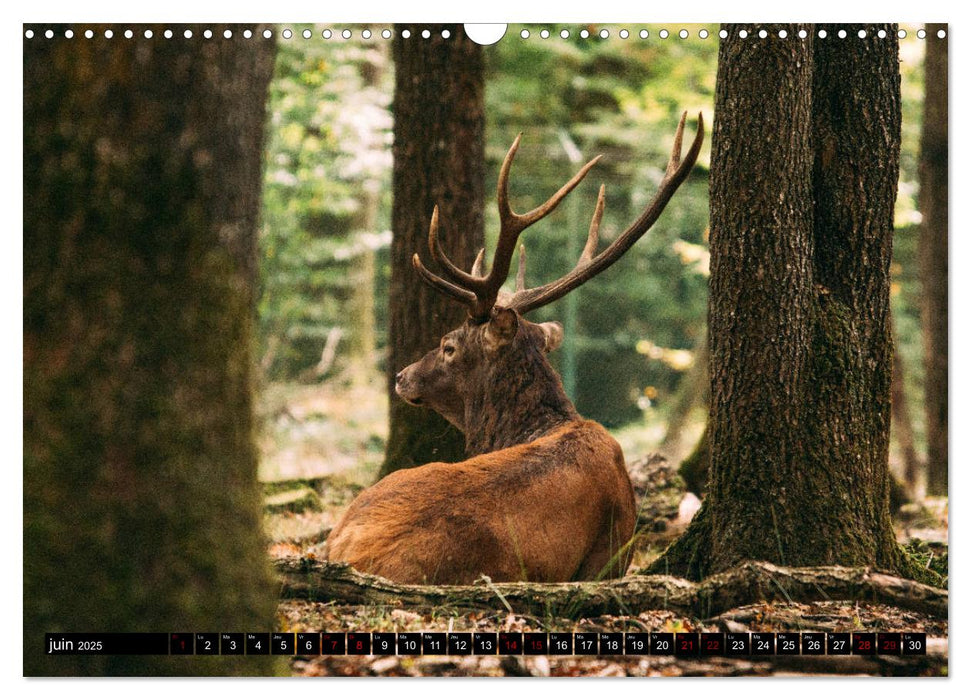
[{"xmin": 275, "ymin": 559, "xmax": 947, "ymax": 619}]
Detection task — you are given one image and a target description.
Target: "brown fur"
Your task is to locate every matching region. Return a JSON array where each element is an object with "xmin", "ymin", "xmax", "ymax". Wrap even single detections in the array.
[
  {"xmin": 326, "ymin": 420, "xmax": 636, "ymax": 584},
  {"xmin": 325, "ymin": 308, "xmax": 637, "ymax": 584}
]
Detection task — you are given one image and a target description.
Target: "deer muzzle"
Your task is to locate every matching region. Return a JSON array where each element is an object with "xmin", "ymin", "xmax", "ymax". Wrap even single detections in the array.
[{"xmin": 394, "ymin": 366, "xmax": 424, "ymax": 406}]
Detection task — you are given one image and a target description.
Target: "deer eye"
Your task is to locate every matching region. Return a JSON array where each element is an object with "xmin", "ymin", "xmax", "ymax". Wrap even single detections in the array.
[{"xmin": 442, "ymin": 344, "xmax": 456, "ymax": 358}]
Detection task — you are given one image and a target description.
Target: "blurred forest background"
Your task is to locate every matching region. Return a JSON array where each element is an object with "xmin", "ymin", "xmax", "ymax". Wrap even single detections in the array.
[{"xmin": 256, "ymin": 24, "xmax": 930, "ymax": 494}]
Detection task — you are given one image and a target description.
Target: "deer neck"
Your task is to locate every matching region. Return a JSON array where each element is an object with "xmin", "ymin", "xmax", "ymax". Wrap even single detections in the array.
[{"xmin": 463, "ymin": 349, "xmax": 580, "ymax": 457}]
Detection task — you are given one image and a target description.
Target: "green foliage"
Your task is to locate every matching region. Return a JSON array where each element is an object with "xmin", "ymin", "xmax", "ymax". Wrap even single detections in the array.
[
  {"xmin": 261, "ymin": 26, "xmax": 393, "ymax": 378},
  {"xmin": 891, "ymin": 35, "xmax": 927, "ymax": 455},
  {"xmin": 483, "ymin": 27, "xmax": 717, "ymax": 425},
  {"xmin": 892, "ymin": 224, "xmax": 926, "ymax": 452}
]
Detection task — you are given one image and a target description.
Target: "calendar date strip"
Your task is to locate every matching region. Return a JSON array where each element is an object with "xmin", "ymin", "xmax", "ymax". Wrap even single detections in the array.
[{"xmin": 46, "ymin": 631, "xmax": 937, "ymax": 657}]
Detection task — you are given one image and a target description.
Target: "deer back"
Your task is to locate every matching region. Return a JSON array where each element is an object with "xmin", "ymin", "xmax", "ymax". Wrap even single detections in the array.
[{"xmin": 325, "ymin": 419, "xmax": 636, "ymax": 584}]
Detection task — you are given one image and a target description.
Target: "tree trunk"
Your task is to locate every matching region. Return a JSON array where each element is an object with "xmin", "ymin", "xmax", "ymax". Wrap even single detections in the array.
[
  {"xmin": 24, "ymin": 24, "xmax": 278, "ymax": 675},
  {"xmin": 919, "ymin": 25, "xmax": 948, "ymax": 496},
  {"xmin": 678, "ymin": 424, "xmax": 710, "ymax": 497},
  {"xmin": 650, "ymin": 24, "xmax": 926, "ymax": 583},
  {"xmin": 891, "ymin": 325, "xmax": 923, "ymax": 500},
  {"xmin": 381, "ymin": 24, "xmax": 485, "ymax": 477},
  {"xmin": 345, "ymin": 46, "xmax": 386, "ymax": 377}
]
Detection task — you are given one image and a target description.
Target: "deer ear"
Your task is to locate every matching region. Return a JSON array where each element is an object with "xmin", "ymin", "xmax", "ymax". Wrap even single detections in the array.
[
  {"xmin": 536, "ymin": 322, "xmax": 564, "ymax": 353},
  {"xmin": 485, "ymin": 307, "xmax": 519, "ymax": 351}
]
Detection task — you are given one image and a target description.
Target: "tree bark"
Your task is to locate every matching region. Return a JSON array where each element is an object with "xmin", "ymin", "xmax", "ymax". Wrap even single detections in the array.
[
  {"xmin": 919, "ymin": 25, "xmax": 948, "ymax": 496},
  {"xmin": 650, "ymin": 24, "xmax": 926, "ymax": 584},
  {"xmin": 277, "ymin": 559, "xmax": 947, "ymax": 619},
  {"xmin": 24, "ymin": 24, "xmax": 278, "ymax": 675},
  {"xmin": 381, "ymin": 24, "xmax": 485, "ymax": 477}
]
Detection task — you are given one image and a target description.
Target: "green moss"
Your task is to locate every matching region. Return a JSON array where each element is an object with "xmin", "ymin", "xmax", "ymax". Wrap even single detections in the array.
[
  {"xmin": 898, "ymin": 540, "xmax": 947, "ymax": 587},
  {"xmin": 264, "ymin": 487, "xmax": 323, "ymax": 514}
]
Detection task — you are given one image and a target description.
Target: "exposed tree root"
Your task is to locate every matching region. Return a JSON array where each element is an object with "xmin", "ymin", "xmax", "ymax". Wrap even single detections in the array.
[
  {"xmin": 275, "ymin": 558, "xmax": 947, "ymax": 619},
  {"xmin": 645, "ymin": 503, "xmax": 713, "ymax": 580},
  {"xmin": 646, "ymin": 505, "xmax": 944, "ymax": 589}
]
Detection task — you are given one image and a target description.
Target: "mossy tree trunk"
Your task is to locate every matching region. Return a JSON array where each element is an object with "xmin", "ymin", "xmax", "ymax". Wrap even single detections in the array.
[
  {"xmin": 381, "ymin": 24, "xmax": 485, "ymax": 477},
  {"xmin": 919, "ymin": 25, "xmax": 948, "ymax": 496},
  {"xmin": 24, "ymin": 24, "xmax": 278, "ymax": 675},
  {"xmin": 651, "ymin": 24, "xmax": 926, "ymax": 583}
]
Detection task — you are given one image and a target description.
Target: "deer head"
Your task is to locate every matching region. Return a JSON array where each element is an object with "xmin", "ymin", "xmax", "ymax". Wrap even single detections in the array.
[{"xmin": 395, "ymin": 112, "xmax": 704, "ymax": 452}]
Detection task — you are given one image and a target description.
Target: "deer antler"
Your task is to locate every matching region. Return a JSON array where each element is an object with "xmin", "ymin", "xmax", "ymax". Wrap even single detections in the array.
[
  {"xmin": 414, "ymin": 135, "xmax": 600, "ymax": 320},
  {"xmin": 413, "ymin": 112, "xmax": 704, "ymax": 321}
]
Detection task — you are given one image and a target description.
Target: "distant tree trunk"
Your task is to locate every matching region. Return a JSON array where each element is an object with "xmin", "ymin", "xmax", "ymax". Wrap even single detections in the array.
[
  {"xmin": 24, "ymin": 25, "xmax": 278, "ymax": 675},
  {"xmin": 651, "ymin": 24, "xmax": 926, "ymax": 583},
  {"xmin": 347, "ymin": 214, "xmax": 378, "ymax": 369},
  {"xmin": 663, "ymin": 328, "xmax": 710, "ymax": 496},
  {"xmin": 661, "ymin": 329, "xmax": 709, "ymax": 457},
  {"xmin": 345, "ymin": 49, "xmax": 385, "ymax": 379},
  {"xmin": 381, "ymin": 24, "xmax": 485, "ymax": 477},
  {"xmin": 919, "ymin": 25, "xmax": 948, "ymax": 496},
  {"xmin": 891, "ymin": 326, "xmax": 922, "ymax": 500},
  {"xmin": 678, "ymin": 424, "xmax": 710, "ymax": 497}
]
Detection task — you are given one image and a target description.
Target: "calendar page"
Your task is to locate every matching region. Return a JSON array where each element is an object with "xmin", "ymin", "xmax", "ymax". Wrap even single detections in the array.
[{"xmin": 23, "ymin": 22, "xmax": 948, "ymax": 679}]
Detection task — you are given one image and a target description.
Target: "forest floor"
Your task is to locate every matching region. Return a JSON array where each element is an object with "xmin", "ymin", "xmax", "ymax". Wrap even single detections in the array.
[{"xmin": 259, "ymin": 379, "xmax": 949, "ymax": 678}]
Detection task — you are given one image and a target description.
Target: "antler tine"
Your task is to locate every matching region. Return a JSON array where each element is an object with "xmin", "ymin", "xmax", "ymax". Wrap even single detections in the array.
[
  {"xmin": 507, "ymin": 113, "xmax": 705, "ymax": 316},
  {"xmin": 475, "ymin": 134, "xmax": 602, "ymax": 319},
  {"xmin": 496, "ymin": 133, "xmax": 524, "ymax": 232},
  {"xmin": 579, "ymin": 184, "xmax": 606, "ymax": 267},
  {"xmin": 518, "ymin": 155, "xmax": 602, "ymax": 228},
  {"xmin": 427, "ymin": 205, "xmax": 482, "ymax": 288},
  {"xmin": 665, "ymin": 111, "xmax": 688, "ymax": 177},
  {"xmin": 412, "ymin": 253, "xmax": 477, "ymax": 305},
  {"xmin": 470, "ymin": 248, "xmax": 485, "ymax": 277},
  {"xmin": 515, "ymin": 244, "xmax": 526, "ymax": 292}
]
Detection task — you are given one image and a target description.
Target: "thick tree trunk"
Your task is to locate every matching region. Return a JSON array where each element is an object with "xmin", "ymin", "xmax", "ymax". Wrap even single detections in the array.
[
  {"xmin": 24, "ymin": 24, "xmax": 278, "ymax": 675},
  {"xmin": 919, "ymin": 25, "xmax": 948, "ymax": 496},
  {"xmin": 381, "ymin": 24, "xmax": 485, "ymax": 477},
  {"xmin": 651, "ymin": 24, "xmax": 925, "ymax": 583}
]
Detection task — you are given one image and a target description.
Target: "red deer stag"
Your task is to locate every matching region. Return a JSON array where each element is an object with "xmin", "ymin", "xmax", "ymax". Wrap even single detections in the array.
[{"xmin": 325, "ymin": 113, "xmax": 704, "ymax": 584}]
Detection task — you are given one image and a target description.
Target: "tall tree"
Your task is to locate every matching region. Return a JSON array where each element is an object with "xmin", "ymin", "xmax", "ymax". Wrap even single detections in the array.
[
  {"xmin": 891, "ymin": 329, "xmax": 922, "ymax": 500},
  {"xmin": 24, "ymin": 24, "xmax": 278, "ymax": 674},
  {"xmin": 381, "ymin": 24, "xmax": 485, "ymax": 477},
  {"xmin": 919, "ymin": 25, "xmax": 948, "ymax": 496},
  {"xmin": 650, "ymin": 24, "xmax": 927, "ymax": 583}
]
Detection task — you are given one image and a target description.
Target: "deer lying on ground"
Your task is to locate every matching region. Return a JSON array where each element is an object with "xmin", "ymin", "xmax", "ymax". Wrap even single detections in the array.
[{"xmin": 325, "ymin": 113, "xmax": 704, "ymax": 585}]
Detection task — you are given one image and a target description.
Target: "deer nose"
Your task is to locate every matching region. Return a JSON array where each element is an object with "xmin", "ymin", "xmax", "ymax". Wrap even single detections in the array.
[{"xmin": 395, "ymin": 371, "xmax": 404, "ymax": 384}]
